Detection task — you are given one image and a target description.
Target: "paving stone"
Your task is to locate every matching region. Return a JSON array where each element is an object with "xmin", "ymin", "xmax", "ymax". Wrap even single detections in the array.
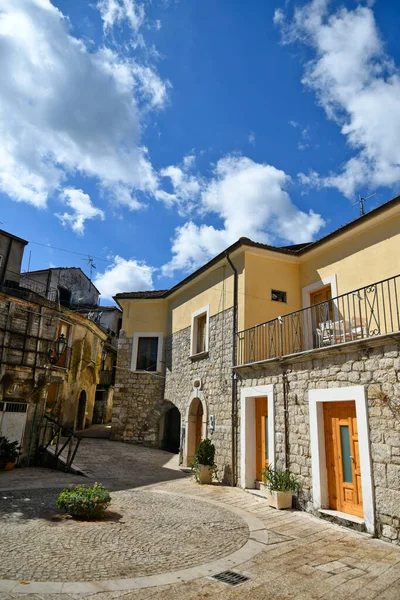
[{"xmin": 1, "ymin": 441, "xmax": 400, "ymax": 599}]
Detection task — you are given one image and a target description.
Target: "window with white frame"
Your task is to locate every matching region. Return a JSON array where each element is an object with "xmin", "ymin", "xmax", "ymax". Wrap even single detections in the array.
[
  {"xmin": 190, "ymin": 306, "xmax": 210, "ymax": 356},
  {"xmin": 131, "ymin": 332, "xmax": 163, "ymax": 372}
]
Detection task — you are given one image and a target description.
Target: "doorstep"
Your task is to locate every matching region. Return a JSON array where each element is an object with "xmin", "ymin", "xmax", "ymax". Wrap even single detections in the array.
[
  {"xmin": 245, "ymin": 488, "xmax": 267, "ymax": 499},
  {"xmin": 318, "ymin": 509, "xmax": 368, "ymax": 533}
]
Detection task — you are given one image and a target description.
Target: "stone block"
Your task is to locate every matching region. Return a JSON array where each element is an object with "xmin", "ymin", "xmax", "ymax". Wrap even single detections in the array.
[
  {"xmin": 373, "ymin": 463, "xmax": 387, "ymax": 487},
  {"xmin": 387, "ymin": 464, "xmax": 400, "ymax": 489},
  {"xmin": 371, "ymin": 443, "xmax": 392, "ymax": 463},
  {"xmin": 375, "ymin": 487, "xmax": 400, "ymax": 516},
  {"xmin": 352, "ymin": 361, "xmax": 365, "ymax": 371},
  {"xmin": 382, "ymin": 525, "xmax": 398, "ymax": 540}
]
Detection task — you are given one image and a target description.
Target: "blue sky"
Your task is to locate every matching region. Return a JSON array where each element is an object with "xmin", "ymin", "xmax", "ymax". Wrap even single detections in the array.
[{"xmin": 1, "ymin": 0, "xmax": 400, "ymax": 301}]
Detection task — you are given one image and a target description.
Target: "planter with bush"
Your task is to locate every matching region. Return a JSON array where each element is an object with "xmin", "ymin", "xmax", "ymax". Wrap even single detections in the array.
[
  {"xmin": 260, "ymin": 465, "xmax": 299, "ymax": 509},
  {"xmin": 57, "ymin": 482, "xmax": 111, "ymax": 519},
  {"xmin": 191, "ymin": 438, "xmax": 216, "ymax": 484},
  {"xmin": 0, "ymin": 436, "xmax": 20, "ymax": 471}
]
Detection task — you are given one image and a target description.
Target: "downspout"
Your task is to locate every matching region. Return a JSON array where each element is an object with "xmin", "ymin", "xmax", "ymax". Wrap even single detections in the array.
[
  {"xmin": 282, "ymin": 370, "xmax": 289, "ymax": 471},
  {"xmin": 225, "ymin": 251, "xmax": 238, "ymax": 487}
]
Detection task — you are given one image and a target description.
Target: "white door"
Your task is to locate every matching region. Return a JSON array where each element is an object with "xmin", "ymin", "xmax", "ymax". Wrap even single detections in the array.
[{"xmin": 0, "ymin": 401, "xmax": 28, "ymax": 446}]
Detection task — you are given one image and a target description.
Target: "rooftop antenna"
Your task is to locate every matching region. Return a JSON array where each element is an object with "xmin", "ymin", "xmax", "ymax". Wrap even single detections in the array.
[
  {"xmin": 82, "ymin": 256, "xmax": 96, "ymax": 281},
  {"xmin": 353, "ymin": 192, "xmax": 376, "ymax": 217}
]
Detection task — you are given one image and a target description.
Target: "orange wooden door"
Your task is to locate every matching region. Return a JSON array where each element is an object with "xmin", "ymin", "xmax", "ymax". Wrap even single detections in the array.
[
  {"xmin": 324, "ymin": 401, "xmax": 363, "ymax": 518},
  {"xmin": 255, "ymin": 397, "xmax": 268, "ymax": 481}
]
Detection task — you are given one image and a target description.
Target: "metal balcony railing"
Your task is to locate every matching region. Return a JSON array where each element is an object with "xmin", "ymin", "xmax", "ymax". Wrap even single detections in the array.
[
  {"xmin": 236, "ymin": 274, "xmax": 400, "ymax": 366},
  {"xmin": 1, "ymin": 271, "xmax": 58, "ymax": 303}
]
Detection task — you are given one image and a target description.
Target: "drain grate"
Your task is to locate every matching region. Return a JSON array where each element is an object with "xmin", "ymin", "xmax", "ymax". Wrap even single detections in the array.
[{"xmin": 212, "ymin": 570, "xmax": 250, "ymax": 586}]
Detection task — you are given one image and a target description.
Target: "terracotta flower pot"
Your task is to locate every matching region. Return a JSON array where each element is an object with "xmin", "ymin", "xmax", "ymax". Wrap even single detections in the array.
[{"xmin": 0, "ymin": 461, "xmax": 15, "ymax": 472}]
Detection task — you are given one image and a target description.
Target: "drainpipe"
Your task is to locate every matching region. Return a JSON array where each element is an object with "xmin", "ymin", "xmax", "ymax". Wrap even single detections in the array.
[
  {"xmin": 282, "ymin": 370, "xmax": 289, "ymax": 471},
  {"xmin": 225, "ymin": 251, "xmax": 238, "ymax": 487}
]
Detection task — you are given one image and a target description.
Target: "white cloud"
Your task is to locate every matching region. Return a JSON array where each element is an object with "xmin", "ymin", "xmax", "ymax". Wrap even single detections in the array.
[
  {"xmin": 162, "ymin": 155, "xmax": 325, "ymax": 276},
  {"xmin": 248, "ymin": 132, "xmax": 255, "ymax": 145},
  {"xmin": 0, "ymin": 0, "xmax": 168, "ymax": 212},
  {"xmin": 277, "ymin": 0, "xmax": 400, "ymax": 197},
  {"xmin": 97, "ymin": 0, "xmax": 145, "ymax": 33},
  {"xmin": 94, "ymin": 255, "xmax": 155, "ymax": 299},
  {"xmin": 55, "ymin": 188, "xmax": 105, "ymax": 235},
  {"xmin": 159, "ymin": 154, "xmax": 202, "ymax": 212}
]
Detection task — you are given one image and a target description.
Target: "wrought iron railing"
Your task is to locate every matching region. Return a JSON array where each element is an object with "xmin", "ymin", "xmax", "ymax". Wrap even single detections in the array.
[
  {"xmin": 1, "ymin": 271, "xmax": 58, "ymax": 303},
  {"xmin": 236, "ymin": 274, "xmax": 400, "ymax": 366}
]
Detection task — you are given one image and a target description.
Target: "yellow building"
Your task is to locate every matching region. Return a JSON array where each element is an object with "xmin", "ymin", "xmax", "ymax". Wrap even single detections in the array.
[{"xmin": 114, "ymin": 195, "xmax": 400, "ymax": 544}]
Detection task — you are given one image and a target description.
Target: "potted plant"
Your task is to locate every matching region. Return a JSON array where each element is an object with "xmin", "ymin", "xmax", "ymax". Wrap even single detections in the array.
[
  {"xmin": 0, "ymin": 436, "xmax": 20, "ymax": 471},
  {"xmin": 57, "ymin": 482, "xmax": 111, "ymax": 520},
  {"xmin": 191, "ymin": 438, "xmax": 216, "ymax": 484},
  {"xmin": 260, "ymin": 465, "xmax": 299, "ymax": 510}
]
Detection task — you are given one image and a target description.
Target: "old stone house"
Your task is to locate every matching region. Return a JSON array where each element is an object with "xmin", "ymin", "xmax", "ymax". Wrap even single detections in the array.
[
  {"xmin": 113, "ymin": 195, "xmax": 400, "ymax": 544},
  {"xmin": 26, "ymin": 266, "xmax": 100, "ymax": 309},
  {"xmin": 0, "ymin": 234, "xmax": 108, "ymax": 463}
]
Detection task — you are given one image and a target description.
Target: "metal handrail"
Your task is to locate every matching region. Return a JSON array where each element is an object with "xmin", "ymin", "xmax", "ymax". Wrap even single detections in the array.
[
  {"xmin": 236, "ymin": 273, "xmax": 400, "ymax": 366},
  {"xmin": 38, "ymin": 414, "xmax": 82, "ymax": 471}
]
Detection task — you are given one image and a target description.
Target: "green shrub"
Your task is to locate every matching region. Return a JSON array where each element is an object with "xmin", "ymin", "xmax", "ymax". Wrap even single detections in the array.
[
  {"xmin": 57, "ymin": 482, "xmax": 111, "ymax": 519},
  {"xmin": 0, "ymin": 436, "xmax": 20, "ymax": 465},
  {"xmin": 260, "ymin": 465, "xmax": 299, "ymax": 493},
  {"xmin": 194, "ymin": 438, "xmax": 215, "ymax": 466}
]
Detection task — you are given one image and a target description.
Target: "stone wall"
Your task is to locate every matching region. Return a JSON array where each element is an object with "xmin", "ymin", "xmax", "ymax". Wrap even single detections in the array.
[
  {"xmin": 112, "ymin": 309, "xmax": 234, "ymax": 482},
  {"xmin": 237, "ymin": 337, "xmax": 400, "ymax": 544},
  {"xmin": 164, "ymin": 308, "xmax": 234, "ymax": 482},
  {"xmin": 112, "ymin": 333, "xmax": 166, "ymax": 444}
]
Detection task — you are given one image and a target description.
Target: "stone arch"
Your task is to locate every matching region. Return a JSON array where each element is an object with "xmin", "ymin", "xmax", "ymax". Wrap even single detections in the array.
[
  {"xmin": 145, "ymin": 400, "xmax": 182, "ymax": 451},
  {"xmin": 159, "ymin": 404, "xmax": 181, "ymax": 453},
  {"xmin": 184, "ymin": 391, "xmax": 208, "ymax": 466}
]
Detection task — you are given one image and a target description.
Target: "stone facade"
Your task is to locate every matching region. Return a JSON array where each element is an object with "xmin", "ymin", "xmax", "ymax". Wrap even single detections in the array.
[
  {"xmin": 237, "ymin": 336, "xmax": 400, "ymax": 545},
  {"xmin": 112, "ymin": 333, "xmax": 166, "ymax": 445},
  {"xmin": 164, "ymin": 308, "xmax": 233, "ymax": 482},
  {"xmin": 0, "ymin": 289, "xmax": 106, "ymax": 461},
  {"xmin": 112, "ymin": 309, "xmax": 234, "ymax": 481}
]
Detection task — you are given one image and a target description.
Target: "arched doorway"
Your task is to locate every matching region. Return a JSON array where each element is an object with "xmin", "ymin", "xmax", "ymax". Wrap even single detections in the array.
[
  {"xmin": 76, "ymin": 390, "xmax": 86, "ymax": 430},
  {"xmin": 161, "ymin": 406, "xmax": 181, "ymax": 453},
  {"xmin": 186, "ymin": 397, "xmax": 205, "ymax": 464}
]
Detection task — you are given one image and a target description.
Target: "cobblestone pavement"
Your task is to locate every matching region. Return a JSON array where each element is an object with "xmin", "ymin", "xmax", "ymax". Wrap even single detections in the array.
[
  {"xmin": 0, "ymin": 488, "xmax": 248, "ymax": 581},
  {"xmin": 0, "ymin": 440, "xmax": 400, "ymax": 599}
]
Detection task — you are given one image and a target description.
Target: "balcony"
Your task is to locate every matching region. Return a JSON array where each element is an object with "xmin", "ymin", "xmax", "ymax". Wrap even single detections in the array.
[
  {"xmin": 236, "ymin": 274, "xmax": 400, "ymax": 366},
  {"xmin": 1, "ymin": 271, "xmax": 58, "ymax": 303}
]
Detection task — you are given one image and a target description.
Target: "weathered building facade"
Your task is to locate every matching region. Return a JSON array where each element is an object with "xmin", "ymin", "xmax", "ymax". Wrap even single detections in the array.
[
  {"xmin": 0, "ymin": 242, "xmax": 108, "ymax": 463},
  {"xmin": 0, "ymin": 229, "xmax": 28, "ymax": 286},
  {"xmin": 113, "ymin": 195, "xmax": 400, "ymax": 543},
  {"xmin": 26, "ymin": 267, "xmax": 100, "ymax": 308}
]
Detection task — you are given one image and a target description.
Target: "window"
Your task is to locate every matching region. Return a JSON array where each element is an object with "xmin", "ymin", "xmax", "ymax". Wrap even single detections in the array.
[
  {"xmin": 136, "ymin": 337, "xmax": 158, "ymax": 371},
  {"xmin": 271, "ymin": 289, "xmax": 287, "ymax": 303},
  {"xmin": 196, "ymin": 314, "xmax": 207, "ymax": 354},
  {"xmin": 190, "ymin": 306, "xmax": 210, "ymax": 356},
  {"xmin": 0, "ymin": 255, "xmax": 3, "ymax": 268},
  {"xmin": 131, "ymin": 332, "xmax": 163, "ymax": 372}
]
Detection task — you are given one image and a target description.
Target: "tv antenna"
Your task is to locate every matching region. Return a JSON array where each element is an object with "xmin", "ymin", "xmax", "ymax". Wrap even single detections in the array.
[
  {"xmin": 353, "ymin": 192, "xmax": 376, "ymax": 217},
  {"xmin": 82, "ymin": 256, "xmax": 96, "ymax": 280}
]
